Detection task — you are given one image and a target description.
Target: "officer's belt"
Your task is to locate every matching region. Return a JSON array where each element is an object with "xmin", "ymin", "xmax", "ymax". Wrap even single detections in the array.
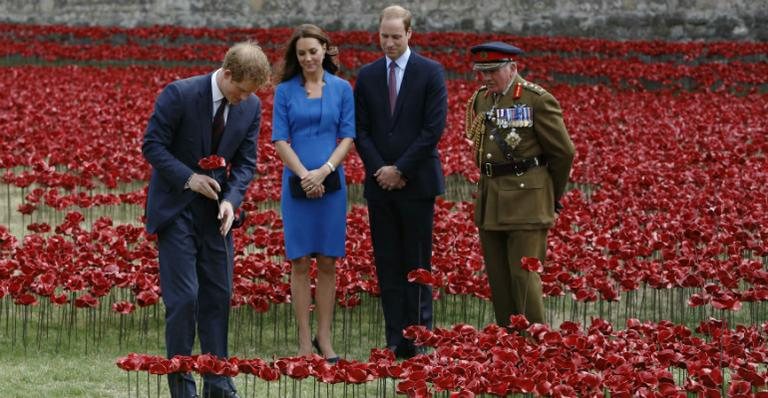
[{"xmin": 483, "ymin": 156, "xmax": 546, "ymax": 177}]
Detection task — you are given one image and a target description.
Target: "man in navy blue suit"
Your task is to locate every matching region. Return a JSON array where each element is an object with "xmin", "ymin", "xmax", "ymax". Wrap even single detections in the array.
[
  {"xmin": 354, "ymin": 5, "xmax": 448, "ymax": 359},
  {"xmin": 142, "ymin": 41, "xmax": 270, "ymax": 398}
]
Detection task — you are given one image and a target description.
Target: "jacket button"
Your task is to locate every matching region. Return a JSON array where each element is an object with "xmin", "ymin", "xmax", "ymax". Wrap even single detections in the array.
[
  {"xmin": 486, "ymin": 153, "xmax": 492, "ymax": 159},
  {"xmin": 489, "ymin": 134, "xmax": 495, "ymax": 140},
  {"xmin": 520, "ymin": 183, "xmax": 525, "ymax": 188}
]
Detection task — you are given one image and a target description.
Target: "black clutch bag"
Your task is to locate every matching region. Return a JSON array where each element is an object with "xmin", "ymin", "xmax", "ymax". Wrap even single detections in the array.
[{"xmin": 289, "ymin": 170, "xmax": 341, "ymax": 198}]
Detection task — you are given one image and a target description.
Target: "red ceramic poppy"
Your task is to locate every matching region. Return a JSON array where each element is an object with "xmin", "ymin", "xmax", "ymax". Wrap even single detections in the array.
[{"xmin": 198, "ymin": 155, "xmax": 226, "ymax": 170}]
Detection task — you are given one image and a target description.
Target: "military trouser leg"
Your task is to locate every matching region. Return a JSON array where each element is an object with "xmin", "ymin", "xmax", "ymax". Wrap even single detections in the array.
[{"xmin": 479, "ymin": 228, "xmax": 548, "ymax": 326}]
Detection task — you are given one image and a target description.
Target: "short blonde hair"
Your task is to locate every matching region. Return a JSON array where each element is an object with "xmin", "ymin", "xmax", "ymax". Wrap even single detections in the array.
[
  {"xmin": 222, "ymin": 41, "xmax": 271, "ymax": 88},
  {"xmin": 380, "ymin": 5, "xmax": 412, "ymax": 31}
]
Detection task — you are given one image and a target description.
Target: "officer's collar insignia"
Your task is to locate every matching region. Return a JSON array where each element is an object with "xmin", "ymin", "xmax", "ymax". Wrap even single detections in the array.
[{"xmin": 513, "ymin": 83, "xmax": 522, "ymax": 99}]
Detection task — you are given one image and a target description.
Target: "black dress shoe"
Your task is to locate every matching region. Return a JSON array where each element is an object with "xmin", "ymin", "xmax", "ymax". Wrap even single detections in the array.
[
  {"xmin": 312, "ymin": 336, "xmax": 340, "ymax": 364},
  {"xmin": 202, "ymin": 384, "xmax": 239, "ymax": 398}
]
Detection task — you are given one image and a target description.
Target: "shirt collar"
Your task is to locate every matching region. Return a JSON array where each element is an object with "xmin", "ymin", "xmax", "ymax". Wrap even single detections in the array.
[
  {"xmin": 386, "ymin": 47, "xmax": 411, "ymax": 70},
  {"xmin": 211, "ymin": 69, "xmax": 225, "ymax": 103}
]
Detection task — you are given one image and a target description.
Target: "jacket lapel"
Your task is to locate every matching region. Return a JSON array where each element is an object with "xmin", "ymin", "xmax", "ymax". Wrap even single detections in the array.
[
  {"xmin": 389, "ymin": 54, "xmax": 416, "ymax": 127},
  {"xmin": 198, "ymin": 74, "xmax": 214, "ymax": 157},
  {"xmin": 371, "ymin": 59, "xmax": 390, "ymax": 121}
]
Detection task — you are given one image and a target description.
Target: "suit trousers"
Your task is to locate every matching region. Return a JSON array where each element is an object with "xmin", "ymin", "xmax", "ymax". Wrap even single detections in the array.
[
  {"xmin": 157, "ymin": 196, "xmax": 235, "ymax": 397},
  {"xmin": 367, "ymin": 198, "xmax": 435, "ymax": 351},
  {"xmin": 479, "ymin": 228, "xmax": 547, "ymax": 326}
]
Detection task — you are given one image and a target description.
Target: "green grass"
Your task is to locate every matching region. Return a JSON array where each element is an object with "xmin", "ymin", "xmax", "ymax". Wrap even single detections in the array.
[
  {"xmin": 0, "ymin": 350, "xmax": 128, "ymax": 397},
  {"xmin": 0, "ymin": 288, "xmax": 497, "ymax": 397}
]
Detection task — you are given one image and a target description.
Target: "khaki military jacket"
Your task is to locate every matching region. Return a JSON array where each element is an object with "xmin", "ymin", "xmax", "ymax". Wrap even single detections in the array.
[{"xmin": 466, "ymin": 75, "xmax": 575, "ymax": 230}]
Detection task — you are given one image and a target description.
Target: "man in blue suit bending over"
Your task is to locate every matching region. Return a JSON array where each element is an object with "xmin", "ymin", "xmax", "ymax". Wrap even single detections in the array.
[
  {"xmin": 354, "ymin": 5, "xmax": 448, "ymax": 359},
  {"xmin": 142, "ymin": 41, "xmax": 270, "ymax": 398}
]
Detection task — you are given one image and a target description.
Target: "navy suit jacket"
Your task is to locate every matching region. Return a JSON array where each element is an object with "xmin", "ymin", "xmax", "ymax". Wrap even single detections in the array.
[
  {"xmin": 354, "ymin": 52, "xmax": 448, "ymax": 200},
  {"xmin": 142, "ymin": 73, "xmax": 260, "ymax": 234}
]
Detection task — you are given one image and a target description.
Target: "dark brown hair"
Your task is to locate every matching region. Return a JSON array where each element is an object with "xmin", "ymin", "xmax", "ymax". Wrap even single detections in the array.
[{"xmin": 278, "ymin": 24, "xmax": 339, "ymax": 83}]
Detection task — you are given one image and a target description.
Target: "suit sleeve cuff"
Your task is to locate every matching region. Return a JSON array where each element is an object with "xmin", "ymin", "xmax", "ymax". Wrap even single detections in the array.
[{"xmin": 183, "ymin": 173, "xmax": 194, "ymax": 190}]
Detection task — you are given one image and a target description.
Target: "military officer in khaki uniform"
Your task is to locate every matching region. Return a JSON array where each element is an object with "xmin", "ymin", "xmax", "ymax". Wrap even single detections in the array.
[{"xmin": 465, "ymin": 42, "xmax": 575, "ymax": 326}]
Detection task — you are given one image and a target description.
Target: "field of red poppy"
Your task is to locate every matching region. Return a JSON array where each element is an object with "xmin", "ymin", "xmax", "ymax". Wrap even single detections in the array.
[{"xmin": 1, "ymin": 23, "xmax": 767, "ymax": 397}]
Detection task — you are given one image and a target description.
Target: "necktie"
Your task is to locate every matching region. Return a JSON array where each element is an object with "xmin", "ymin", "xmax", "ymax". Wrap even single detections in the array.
[
  {"xmin": 211, "ymin": 97, "xmax": 227, "ymax": 154},
  {"xmin": 388, "ymin": 62, "xmax": 397, "ymax": 115}
]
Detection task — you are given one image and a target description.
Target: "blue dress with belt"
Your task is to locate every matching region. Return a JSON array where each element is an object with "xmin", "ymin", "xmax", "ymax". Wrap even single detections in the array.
[{"xmin": 271, "ymin": 72, "xmax": 356, "ymax": 260}]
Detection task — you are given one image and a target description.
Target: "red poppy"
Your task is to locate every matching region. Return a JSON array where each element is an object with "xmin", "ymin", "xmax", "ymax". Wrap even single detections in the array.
[
  {"xmin": 274, "ymin": 357, "xmax": 312, "ymax": 380},
  {"xmin": 136, "ymin": 290, "xmax": 159, "ymax": 307},
  {"xmin": 74, "ymin": 293, "xmax": 98, "ymax": 308},
  {"xmin": 112, "ymin": 301, "xmax": 135, "ymax": 314},
  {"xmin": 343, "ymin": 363, "xmax": 373, "ymax": 384},
  {"xmin": 116, "ymin": 353, "xmax": 146, "ymax": 371},
  {"xmin": 198, "ymin": 155, "xmax": 226, "ymax": 170},
  {"xmin": 194, "ymin": 354, "xmax": 220, "ymax": 375},
  {"xmin": 520, "ymin": 257, "xmax": 543, "ymax": 273},
  {"xmin": 508, "ymin": 314, "xmax": 530, "ymax": 330},
  {"xmin": 407, "ymin": 269, "xmax": 436, "ymax": 286},
  {"xmin": 148, "ymin": 358, "xmax": 170, "ymax": 375},
  {"xmin": 17, "ymin": 203, "xmax": 37, "ymax": 215},
  {"xmin": 247, "ymin": 296, "xmax": 270, "ymax": 313},
  {"xmin": 49, "ymin": 293, "xmax": 69, "ymax": 305},
  {"xmin": 368, "ymin": 348, "xmax": 396, "ymax": 363},
  {"xmin": 258, "ymin": 365, "xmax": 280, "ymax": 381},
  {"xmin": 14, "ymin": 293, "xmax": 38, "ymax": 306}
]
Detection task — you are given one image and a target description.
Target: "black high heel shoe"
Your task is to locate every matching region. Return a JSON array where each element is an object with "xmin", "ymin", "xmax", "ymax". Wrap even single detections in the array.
[{"xmin": 312, "ymin": 337, "xmax": 340, "ymax": 364}]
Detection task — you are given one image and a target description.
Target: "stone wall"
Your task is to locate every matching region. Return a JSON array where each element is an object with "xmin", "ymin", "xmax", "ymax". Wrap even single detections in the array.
[{"xmin": 1, "ymin": 0, "xmax": 767, "ymax": 41}]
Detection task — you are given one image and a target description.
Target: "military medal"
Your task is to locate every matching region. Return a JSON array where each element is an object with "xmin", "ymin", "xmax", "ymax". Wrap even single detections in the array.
[
  {"xmin": 494, "ymin": 108, "xmax": 512, "ymax": 128},
  {"xmin": 523, "ymin": 106, "xmax": 532, "ymax": 127},
  {"xmin": 505, "ymin": 128, "xmax": 521, "ymax": 148},
  {"xmin": 511, "ymin": 104, "xmax": 533, "ymax": 127},
  {"xmin": 480, "ymin": 79, "xmax": 523, "ymax": 154},
  {"xmin": 484, "ymin": 107, "xmax": 522, "ymax": 150}
]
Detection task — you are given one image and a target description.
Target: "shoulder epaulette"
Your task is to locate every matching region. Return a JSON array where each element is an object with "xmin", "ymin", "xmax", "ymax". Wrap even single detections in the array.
[{"xmin": 519, "ymin": 79, "xmax": 546, "ymax": 96}]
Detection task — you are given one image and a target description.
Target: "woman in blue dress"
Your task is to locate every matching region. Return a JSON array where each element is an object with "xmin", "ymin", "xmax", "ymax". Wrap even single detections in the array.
[{"xmin": 272, "ymin": 24, "xmax": 355, "ymax": 362}]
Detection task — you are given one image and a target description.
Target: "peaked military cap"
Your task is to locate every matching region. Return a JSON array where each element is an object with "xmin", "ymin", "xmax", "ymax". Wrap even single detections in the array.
[{"xmin": 470, "ymin": 41, "xmax": 523, "ymax": 71}]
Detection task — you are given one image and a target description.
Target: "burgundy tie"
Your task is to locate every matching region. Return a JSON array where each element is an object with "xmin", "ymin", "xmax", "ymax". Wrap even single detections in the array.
[
  {"xmin": 211, "ymin": 97, "xmax": 227, "ymax": 154},
  {"xmin": 388, "ymin": 62, "xmax": 397, "ymax": 115}
]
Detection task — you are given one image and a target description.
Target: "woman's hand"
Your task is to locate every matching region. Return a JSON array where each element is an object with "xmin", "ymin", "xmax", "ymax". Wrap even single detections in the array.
[
  {"xmin": 300, "ymin": 167, "xmax": 330, "ymax": 193},
  {"xmin": 305, "ymin": 184, "xmax": 325, "ymax": 199}
]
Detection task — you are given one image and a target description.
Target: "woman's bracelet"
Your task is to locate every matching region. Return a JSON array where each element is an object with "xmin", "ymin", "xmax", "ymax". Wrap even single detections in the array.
[{"xmin": 325, "ymin": 161, "xmax": 336, "ymax": 173}]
